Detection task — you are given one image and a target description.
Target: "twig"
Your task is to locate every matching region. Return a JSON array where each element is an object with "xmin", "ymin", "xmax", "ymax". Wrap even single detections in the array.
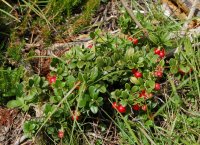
[
  {"xmin": 181, "ymin": 0, "xmax": 199, "ymax": 36},
  {"xmin": 120, "ymin": 0, "xmax": 148, "ymax": 36},
  {"xmin": 13, "ymin": 135, "xmax": 28, "ymax": 145}
]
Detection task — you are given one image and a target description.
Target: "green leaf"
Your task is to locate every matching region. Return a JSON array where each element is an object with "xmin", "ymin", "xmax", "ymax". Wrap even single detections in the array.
[
  {"xmin": 66, "ymin": 75, "xmax": 76, "ymax": 88},
  {"xmin": 85, "ymin": 53, "xmax": 95, "ymax": 61},
  {"xmin": 99, "ymin": 85, "xmax": 107, "ymax": 93},
  {"xmin": 42, "ymin": 79, "xmax": 49, "ymax": 88},
  {"xmin": 90, "ymin": 105, "xmax": 98, "ymax": 114},
  {"xmin": 125, "ymin": 83, "xmax": 131, "ymax": 90},
  {"xmin": 89, "ymin": 86, "xmax": 99, "ymax": 99},
  {"xmin": 115, "ymin": 89, "xmax": 121, "ymax": 96},
  {"xmin": 150, "ymin": 54, "xmax": 159, "ymax": 64},
  {"xmin": 44, "ymin": 104, "xmax": 55, "ymax": 115},
  {"xmin": 121, "ymin": 91, "xmax": 129, "ymax": 99},
  {"xmin": 50, "ymin": 95, "xmax": 60, "ymax": 103},
  {"xmin": 90, "ymin": 32, "xmax": 95, "ymax": 39},
  {"xmin": 23, "ymin": 121, "xmax": 39, "ymax": 136},
  {"xmin": 149, "ymin": 33, "xmax": 158, "ymax": 44},
  {"xmin": 131, "ymin": 86, "xmax": 139, "ymax": 92},
  {"xmin": 7, "ymin": 99, "xmax": 23, "ymax": 108},
  {"xmin": 145, "ymin": 80, "xmax": 155, "ymax": 89},
  {"xmin": 184, "ymin": 38, "xmax": 193, "ymax": 55},
  {"xmin": 77, "ymin": 61, "xmax": 85, "ymax": 68},
  {"xmin": 34, "ymin": 75, "xmax": 41, "ymax": 85},
  {"xmin": 78, "ymin": 72, "xmax": 85, "ymax": 82},
  {"xmin": 76, "ymin": 48, "xmax": 85, "ymax": 59},
  {"xmin": 170, "ymin": 66, "xmax": 178, "ymax": 74},
  {"xmin": 25, "ymin": 87, "xmax": 37, "ymax": 102},
  {"xmin": 125, "ymin": 48, "xmax": 135, "ymax": 60},
  {"xmin": 23, "ymin": 122, "xmax": 35, "ymax": 132},
  {"xmin": 68, "ymin": 62, "xmax": 76, "ymax": 69},
  {"xmin": 29, "ymin": 79, "xmax": 34, "ymax": 87},
  {"xmin": 90, "ymin": 67, "xmax": 98, "ymax": 81},
  {"xmin": 169, "ymin": 59, "xmax": 177, "ymax": 66},
  {"xmin": 164, "ymin": 40, "xmax": 172, "ymax": 47},
  {"xmin": 145, "ymin": 120, "xmax": 153, "ymax": 127},
  {"xmin": 130, "ymin": 77, "xmax": 140, "ymax": 85},
  {"xmin": 120, "ymin": 100, "xmax": 127, "ymax": 106},
  {"xmin": 95, "ymin": 84, "xmax": 107, "ymax": 93},
  {"xmin": 158, "ymin": 59, "xmax": 165, "ymax": 67},
  {"xmin": 46, "ymin": 127, "xmax": 56, "ymax": 135},
  {"xmin": 96, "ymin": 57, "xmax": 105, "ymax": 67},
  {"xmin": 79, "ymin": 98, "xmax": 87, "ymax": 108},
  {"xmin": 180, "ymin": 65, "xmax": 190, "ymax": 73},
  {"xmin": 97, "ymin": 97, "xmax": 103, "ymax": 104}
]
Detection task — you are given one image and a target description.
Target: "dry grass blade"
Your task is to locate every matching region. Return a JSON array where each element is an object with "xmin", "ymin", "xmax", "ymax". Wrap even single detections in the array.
[{"xmin": 0, "ymin": 9, "xmax": 20, "ymax": 22}]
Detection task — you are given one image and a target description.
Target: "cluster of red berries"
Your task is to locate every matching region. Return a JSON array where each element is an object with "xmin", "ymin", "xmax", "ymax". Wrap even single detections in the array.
[
  {"xmin": 112, "ymin": 102, "xmax": 126, "ymax": 113},
  {"xmin": 112, "ymin": 102, "xmax": 148, "ymax": 113},
  {"xmin": 128, "ymin": 62, "xmax": 163, "ymax": 113},
  {"xmin": 71, "ymin": 111, "xmax": 80, "ymax": 121},
  {"xmin": 132, "ymin": 104, "xmax": 147, "ymax": 111},
  {"xmin": 128, "ymin": 37, "xmax": 138, "ymax": 45},
  {"xmin": 139, "ymin": 90, "xmax": 153, "ymax": 99},
  {"xmin": 132, "ymin": 68, "xmax": 161, "ymax": 91},
  {"xmin": 154, "ymin": 48, "xmax": 165, "ymax": 58}
]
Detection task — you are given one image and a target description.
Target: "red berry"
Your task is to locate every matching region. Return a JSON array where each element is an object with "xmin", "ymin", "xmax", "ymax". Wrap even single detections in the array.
[
  {"xmin": 58, "ymin": 130, "xmax": 64, "ymax": 138},
  {"xmin": 154, "ymin": 83, "xmax": 161, "ymax": 90},
  {"xmin": 128, "ymin": 37, "xmax": 133, "ymax": 41},
  {"xmin": 154, "ymin": 71, "xmax": 163, "ymax": 78},
  {"xmin": 141, "ymin": 105, "xmax": 147, "ymax": 111},
  {"xmin": 134, "ymin": 71, "xmax": 142, "ymax": 78},
  {"xmin": 154, "ymin": 48, "xmax": 160, "ymax": 55},
  {"xmin": 112, "ymin": 102, "xmax": 118, "ymax": 109},
  {"xmin": 131, "ymin": 68, "xmax": 137, "ymax": 74},
  {"xmin": 72, "ymin": 115, "xmax": 79, "ymax": 121},
  {"xmin": 71, "ymin": 111, "xmax": 80, "ymax": 121},
  {"xmin": 117, "ymin": 105, "xmax": 126, "ymax": 113},
  {"xmin": 139, "ymin": 90, "xmax": 152, "ymax": 99},
  {"xmin": 132, "ymin": 38, "xmax": 138, "ymax": 45},
  {"xmin": 139, "ymin": 90, "xmax": 147, "ymax": 98},
  {"xmin": 159, "ymin": 49, "xmax": 165, "ymax": 58},
  {"xmin": 147, "ymin": 93, "xmax": 153, "ymax": 99},
  {"xmin": 140, "ymin": 94, "xmax": 147, "ymax": 99},
  {"xmin": 87, "ymin": 44, "xmax": 93, "ymax": 49},
  {"xmin": 48, "ymin": 76, "xmax": 57, "ymax": 84},
  {"xmin": 141, "ymin": 90, "xmax": 146, "ymax": 94},
  {"xmin": 132, "ymin": 104, "xmax": 140, "ymax": 111}
]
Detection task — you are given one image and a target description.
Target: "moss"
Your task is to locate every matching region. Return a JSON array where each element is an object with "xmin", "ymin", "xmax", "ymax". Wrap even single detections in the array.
[{"xmin": 69, "ymin": 0, "xmax": 100, "ymax": 34}]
